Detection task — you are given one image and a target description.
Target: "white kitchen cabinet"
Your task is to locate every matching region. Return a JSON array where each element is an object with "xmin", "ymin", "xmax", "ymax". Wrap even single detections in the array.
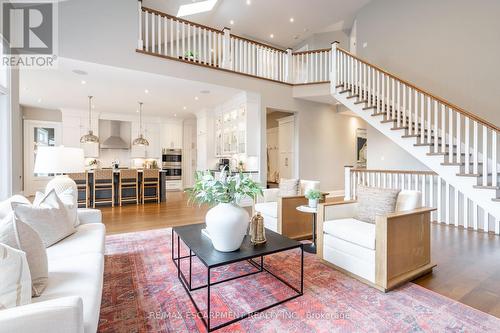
[
  {"xmin": 62, "ymin": 113, "xmax": 99, "ymax": 158},
  {"xmin": 161, "ymin": 122, "xmax": 183, "ymax": 150},
  {"xmin": 215, "ymin": 106, "xmax": 246, "ymax": 157},
  {"xmin": 145, "ymin": 122, "xmax": 160, "ymax": 158}
]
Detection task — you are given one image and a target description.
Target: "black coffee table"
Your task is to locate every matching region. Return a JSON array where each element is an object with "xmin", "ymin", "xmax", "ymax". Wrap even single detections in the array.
[{"xmin": 172, "ymin": 223, "xmax": 304, "ymax": 332}]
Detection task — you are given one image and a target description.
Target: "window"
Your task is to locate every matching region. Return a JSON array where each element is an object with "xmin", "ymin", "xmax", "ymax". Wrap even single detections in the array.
[{"xmin": 0, "ymin": 35, "xmax": 12, "ymax": 200}]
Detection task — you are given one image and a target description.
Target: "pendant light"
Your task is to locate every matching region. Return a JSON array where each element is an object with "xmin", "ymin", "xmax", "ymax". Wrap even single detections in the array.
[
  {"xmin": 133, "ymin": 102, "xmax": 149, "ymax": 146},
  {"xmin": 80, "ymin": 96, "xmax": 99, "ymax": 144}
]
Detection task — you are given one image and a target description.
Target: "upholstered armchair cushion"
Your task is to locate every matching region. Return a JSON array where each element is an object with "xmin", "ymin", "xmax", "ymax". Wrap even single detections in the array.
[
  {"xmin": 354, "ymin": 186, "xmax": 401, "ymax": 224},
  {"xmin": 279, "ymin": 178, "xmax": 299, "ymax": 196},
  {"xmin": 395, "ymin": 190, "xmax": 422, "ymax": 211}
]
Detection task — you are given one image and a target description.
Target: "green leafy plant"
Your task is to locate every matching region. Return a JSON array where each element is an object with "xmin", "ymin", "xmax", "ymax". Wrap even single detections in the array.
[
  {"xmin": 305, "ymin": 189, "xmax": 322, "ymax": 200},
  {"xmin": 187, "ymin": 169, "xmax": 263, "ymax": 206}
]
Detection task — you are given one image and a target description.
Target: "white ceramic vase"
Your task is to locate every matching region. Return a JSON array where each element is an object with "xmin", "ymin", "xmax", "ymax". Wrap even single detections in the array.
[
  {"xmin": 308, "ymin": 198, "xmax": 318, "ymax": 208},
  {"xmin": 205, "ymin": 203, "xmax": 249, "ymax": 252}
]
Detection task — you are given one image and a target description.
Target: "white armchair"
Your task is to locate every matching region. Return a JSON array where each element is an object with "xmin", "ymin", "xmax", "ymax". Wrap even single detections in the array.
[
  {"xmin": 317, "ymin": 190, "xmax": 436, "ymax": 292},
  {"xmin": 254, "ymin": 180, "xmax": 321, "ymax": 239}
]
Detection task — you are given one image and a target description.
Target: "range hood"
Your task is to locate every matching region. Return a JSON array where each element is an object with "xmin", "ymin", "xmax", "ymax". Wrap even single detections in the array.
[{"xmin": 99, "ymin": 120, "xmax": 131, "ymax": 149}]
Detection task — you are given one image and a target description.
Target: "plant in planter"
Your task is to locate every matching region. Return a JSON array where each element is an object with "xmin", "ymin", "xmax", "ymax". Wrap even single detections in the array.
[
  {"xmin": 188, "ymin": 169, "xmax": 263, "ymax": 252},
  {"xmin": 305, "ymin": 189, "xmax": 322, "ymax": 208}
]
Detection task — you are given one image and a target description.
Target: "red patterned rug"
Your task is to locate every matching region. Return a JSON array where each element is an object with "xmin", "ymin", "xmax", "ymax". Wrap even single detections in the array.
[{"xmin": 98, "ymin": 228, "xmax": 500, "ymax": 332}]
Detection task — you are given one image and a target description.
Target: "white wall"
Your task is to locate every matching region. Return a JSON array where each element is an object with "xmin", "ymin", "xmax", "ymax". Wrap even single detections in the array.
[
  {"xmin": 22, "ymin": 106, "xmax": 62, "ymax": 122},
  {"xmin": 367, "ymin": 126, "xmax": 429, "ymax": 171},
  {"xmin": 293, "ymin": 30, "xmax": 350, "ymax": 51},
  {"xmin": 355, "ymin": 0, "xmax": 500, "ymax": 126}
]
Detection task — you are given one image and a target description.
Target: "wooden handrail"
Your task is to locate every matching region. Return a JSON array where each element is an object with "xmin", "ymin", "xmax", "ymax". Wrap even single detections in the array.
[
  {"xmin": 337, "ymin": 47, "xmax": 500, "ymax": 132},
  {"xmin": 229, "ymin": 33, "xmax": 286, "ymax": 53},
  {"xmin": 351, "ymin": 168, "xmax": 436, "ymax": 176},
  {"xmin": 142, "ymin": 6, "xmax": 223, "ymax": 35},
  {"xmin": 292, "ymin": 48, "xmax": 330, "ymax": 56}
]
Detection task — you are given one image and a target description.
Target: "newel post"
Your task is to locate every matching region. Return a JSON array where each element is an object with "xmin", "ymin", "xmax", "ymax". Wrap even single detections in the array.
[
  {"xmin": 344, "ymin": 165, "xmax": 353, "ymax": 201},
  {"xmin": 137, "ymin": 1, "xmax": 144, "ymax": 50},
  {"xmin": 285, "ymin": 48, "xmax": 293, "ymax": 83},
  {"xmin": 222, "ymin": 27, "xmax": 231, "ymax": 69},
  {"xmin": 330, "ymin": 41, "xmax": 339, "ymax": 95}
]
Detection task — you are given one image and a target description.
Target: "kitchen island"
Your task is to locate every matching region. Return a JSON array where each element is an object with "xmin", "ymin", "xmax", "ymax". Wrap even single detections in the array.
[{"xmin": 85, "ymin": 169, "xmax": 169, "ymax": 206}]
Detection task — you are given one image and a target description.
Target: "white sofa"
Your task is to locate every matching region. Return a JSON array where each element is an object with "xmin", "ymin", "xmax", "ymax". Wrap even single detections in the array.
[
  {"xmin": 317, "ymin": 190, "xmax": 436, "ymax": 292},
  {"xmin": 254, "ymin": 180, "xmax": 320, "ymax": 239},
  {"xmin": 0, "ymin": 196, "xmax": 105, "ymax": 333}
]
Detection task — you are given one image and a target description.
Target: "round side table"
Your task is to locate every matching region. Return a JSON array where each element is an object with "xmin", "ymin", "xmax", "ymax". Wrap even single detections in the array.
[{"xmin": 296, "ymin": 205, "xmax": 318, "ymax": 254}]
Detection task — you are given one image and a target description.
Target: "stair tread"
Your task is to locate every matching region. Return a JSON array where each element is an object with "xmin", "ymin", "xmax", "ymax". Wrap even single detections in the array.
[
  {"xmin": 354, "ymin": 100, "xmax": 368, "ymax": 105},
  {"xmin": 347, "ymin": 94, "xmax": 359, "ymax": 99},
  {"xmin": 474, "ymin": 185, "xmax": 500, "ymax": 190}
]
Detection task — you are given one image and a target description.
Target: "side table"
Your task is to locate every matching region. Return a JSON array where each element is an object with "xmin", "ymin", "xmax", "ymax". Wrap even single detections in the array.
[{"xmin": 296, "ymin": 205, "xmax": 317, "ymax": 253}]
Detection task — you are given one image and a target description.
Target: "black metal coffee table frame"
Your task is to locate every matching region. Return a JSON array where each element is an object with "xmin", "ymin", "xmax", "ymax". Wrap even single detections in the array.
[{"xmin": 171, "ymin": 227, "xmax": 304, "ymax": 332}]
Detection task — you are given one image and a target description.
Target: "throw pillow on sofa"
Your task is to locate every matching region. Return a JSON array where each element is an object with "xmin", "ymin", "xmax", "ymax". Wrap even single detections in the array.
[
  {"xmin": 279, "ymin": 178, "xmax": 299, "ymax": 197},
  {"xmin": 354, "ymin": 185, "xmax": 401, "ymax": 224},
  {"xmin": 0, "ymin": 195, "xmax": 30, "ymax": 220},
  {"xmin": 12, "ymin": 189, "xmax": 76, "ymax": 248},
  {"xmin": 0, "ymin": 243, "xmax": 32, "ymax": 309},
  {"xmin": 0, "ymin": 212, "xmax": 48, "ymax": 297},
  {"xmin": 39, "ymin": 186, "xmax": 80, "ymax": 227}
]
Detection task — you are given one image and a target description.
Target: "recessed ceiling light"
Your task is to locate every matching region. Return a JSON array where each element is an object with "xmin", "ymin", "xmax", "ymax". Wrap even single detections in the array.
[
  {"xmin": 229, "ymin": 20, "xmax": 234, "ymax": 25},
  {"xmin": 136, "ymin": 109, "xmax": 139, "ymax": 113},
  {"xmin": 194, "ymin": 96, "xmax": 199, "ymax": 101},
  {"xmin": 37, "ymin": 98, "xmax": 42, "ymax": 103},
  {"xmin": 174, "ymin": 113, "xmax": 177, "ymax": 117},
  {"xmin": 246, "ymin": 0, "xmax": 251, "ymax": 5},
  {"xmin": 72, "ymin": 69, "xmax": 88, "ymax": 75},
  {"xmin": 183, "ymin": 106, "xmax": 187, "ymax": 110},
  {"xmin": 177, "ymin": 0, "xmax": 218, "ymax": 17},
  {"xmin": 270, "ymin": 34, "xmax": 274, "ymax": 39},
  {"xmin": 144, "ymin": 89, "xmax": 149, "ymax": 94},
  {"xmin": 289, "ymin": 17, "xmax": 294, "ymax": 23},
  {"xmin": 81, "ymin": 80, "xmax": 87, "ymax": 85}
]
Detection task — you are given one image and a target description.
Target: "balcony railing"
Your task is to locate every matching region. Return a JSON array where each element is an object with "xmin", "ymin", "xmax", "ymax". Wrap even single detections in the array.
[{"xmin": 137, "ymin": 3, "xmax": 332, "ymax": 85}]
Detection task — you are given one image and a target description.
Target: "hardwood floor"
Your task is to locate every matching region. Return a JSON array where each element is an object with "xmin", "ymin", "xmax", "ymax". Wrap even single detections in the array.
[{"xmin": 99, "ymin": 192, "xmax": 500, "ymax": 318}]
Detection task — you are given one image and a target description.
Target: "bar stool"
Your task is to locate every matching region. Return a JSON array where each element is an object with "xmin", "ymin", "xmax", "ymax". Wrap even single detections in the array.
[
  {"xmin": 119, "ymin": 169, "xmax": 139, "ymax": 206},
  {"xmin": 142, "ymin": 169, "xmax": 160, "ymax": 204},
  {"xmin": 67, "ymin": 172, "xmax": 89, "ymax": 208},
  {"xmin": 93, "ymin": 169, "xmax": 114, "ymax": 208}
]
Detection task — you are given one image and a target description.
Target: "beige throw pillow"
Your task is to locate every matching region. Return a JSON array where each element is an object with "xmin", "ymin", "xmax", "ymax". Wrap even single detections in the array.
[
  {"xmin": 0, "ymin": 213, "xmax": 48, "ymax": 297},
  {"xmin": 354, "ymin": 185, "xmax": 401, "ymax": 224},
  {"xmin": 0, "ymin": 243, "xmax": 32, "ymax": 309},
  {"xmin": 12, "ymin": 189, "xmax": 76, "ymax": 248},
  {"xmin": 279, "ymin": 178, "xmax": 299, "ymax": 197}
]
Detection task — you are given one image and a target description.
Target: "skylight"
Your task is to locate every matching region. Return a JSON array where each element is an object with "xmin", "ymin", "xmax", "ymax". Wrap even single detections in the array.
[{"xmin": 177, "ymin": 0, "xmax": 218, "ymax": 17}]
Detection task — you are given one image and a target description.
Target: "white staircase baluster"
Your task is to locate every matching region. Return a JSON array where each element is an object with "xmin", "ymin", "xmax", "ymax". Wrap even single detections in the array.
[
  {"xmin": 151, "ymin": 13, "xmax": 155, "ymax": 53},
  {"xmin": 465, "ymin": 117, "xmax": 470, "ymax": 174},
  {"xmin": 445, "ymin": 181, "xmax": 450, "ymax": 224},
  {"xmin": 427, "ymin": 96, "xmax": 431, "ymax": 144},
  {"xmin": 454, "ymin": 187, "xmax": 459, "ymax": 227},
  {"xmin": 138, "ymin": 2, "xmax": 144, "ymax": 49},
  {"xmin": 484, "ymin": 210, "xmax": 489, "ymax": 232},
  {"xmin": 448, "ymin": 108, "xmax": 453, "ymax": 162},
  {"xmin": 473, "ymin": 201, "xmax": 478, "ymax": 230},
  {"xmin": 163, "ymin": 16, "xmax": 167, "ymax": 56},
  {"xmin": 397, "ymin": 82, "xmax": 401, "ymax": 127},
  {"xmin": 434, "ymin": 100, "xmax": 439, "ymax": 153},
  {"xmin": 441, "ymin": 104, "xmax": 446, "ymax": 154},
  {"xmin": 473, "ymin": 121, "xmax": 479, "ymax": 175},
  {"xmin": 422, "ymin": 174, "xmax": 426, "ymax": 205},
  {"xmin": 493, "ymin": 131, "xmax": 497, "ymax": 187},
  {"xmin": 483, "ymin": 126, "xmax": 488, "ymax": 186},
  {"xmin": 430, "ymin": 174, "xmax": 435, "ymax": 220},
  {"xmin": 456, "ymin": 113, "xmax": 461, "ymax": 165},
  {"xmin": 145, "ymin": 11, "xmax": 149, "ymax": 51},
  {"xmin": 181, "ymin": 21, "xmax": 185, "ymax": 59},
  {"xmin": 437, "ymin": 176, "xmax": 442, "ymax": 223},
  {"xmin": 391, "ymin": 78, "xmax": 395, "ymax": 121},
  {"xmin": 407, "ymin": 87, "xmax": 412, "ymax": 134},
  {"xmin": 464, "ymin": 195, "xmax": 469, "ymax": 229},
  {"xmin": 157, "ymin": 14, "xmax": 161, "ymax": 54}
]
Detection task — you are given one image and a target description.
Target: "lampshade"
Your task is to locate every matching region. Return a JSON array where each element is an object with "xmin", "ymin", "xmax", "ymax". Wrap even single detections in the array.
[{"xmin": 34, "ymin": 146, "xmax": 85, "ymax": 174}]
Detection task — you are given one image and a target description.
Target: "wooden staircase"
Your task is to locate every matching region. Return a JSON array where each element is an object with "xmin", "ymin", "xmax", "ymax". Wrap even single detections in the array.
[{"xmin": 331, "ymin": 43, "xmax": 500, "ymax": 223}]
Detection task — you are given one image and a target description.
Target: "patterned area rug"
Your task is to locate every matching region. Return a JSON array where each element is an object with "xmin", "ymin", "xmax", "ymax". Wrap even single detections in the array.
[{"xmin": 98, "ymin": 228, "xmax": 500, "ymax": 332}]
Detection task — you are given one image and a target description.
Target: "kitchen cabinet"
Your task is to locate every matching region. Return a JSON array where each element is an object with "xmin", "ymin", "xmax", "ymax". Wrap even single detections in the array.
[
  {"xmin": 215, "ymin": 106, "xmax": 246, "ymax": 156},
  {"xmin": 61, "ymin": 113, "xmax": 99, "ymax": 158},
  {"xmin": 161, "ymin": 122, "xmax": 183, "ymax": 150}
]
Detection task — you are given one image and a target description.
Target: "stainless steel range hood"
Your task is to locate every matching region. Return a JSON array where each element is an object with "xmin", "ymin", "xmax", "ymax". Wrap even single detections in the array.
[{"xmin": 99, "ymin": 120, "xmax": 131, "ymax": 149}]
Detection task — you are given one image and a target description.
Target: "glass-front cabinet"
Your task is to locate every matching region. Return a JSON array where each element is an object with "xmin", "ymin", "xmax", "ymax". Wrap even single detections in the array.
[{"xmin": 215, "ymin": 105, "xmax": 246, "ymax": 156}]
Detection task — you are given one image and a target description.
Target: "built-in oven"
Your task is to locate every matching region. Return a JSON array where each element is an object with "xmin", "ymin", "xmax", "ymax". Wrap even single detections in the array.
[{"xmin": 162, "ymin": 149, "xmax": 182, "ymax": 180}]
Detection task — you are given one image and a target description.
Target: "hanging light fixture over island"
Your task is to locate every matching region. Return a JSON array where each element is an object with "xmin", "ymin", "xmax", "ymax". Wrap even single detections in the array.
[
  {"xmin": 132, "ymin": 101, "xmax": 149, "ymax": 146},
  {"xmin": 80, "ymin": 96, "xmax": 99, "ymax": 144}
]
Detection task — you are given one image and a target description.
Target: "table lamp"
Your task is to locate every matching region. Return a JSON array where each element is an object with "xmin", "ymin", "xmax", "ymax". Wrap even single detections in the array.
[{"xmin": 34, "ymin": 146, "xmax": 85, "ymax": 200}]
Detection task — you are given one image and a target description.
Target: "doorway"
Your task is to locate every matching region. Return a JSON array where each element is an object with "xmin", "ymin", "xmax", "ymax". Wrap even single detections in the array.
[
  {"xmin": 23, "ymin": 120, "xmax": 62, "ymax": 196},
  {"xmin": 266, "ymin": 110, "xmax": 296, "ymax": 188}
]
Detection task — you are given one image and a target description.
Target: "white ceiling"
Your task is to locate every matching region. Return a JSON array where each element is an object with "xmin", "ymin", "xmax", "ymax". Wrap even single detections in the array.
[
  {"xmin": 20, "ymin": 58, "xmax": 242, "ymax": 118},
  {"xmin": 144, "ymin": 0, "xmax": 371, "ymax": 49}
]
